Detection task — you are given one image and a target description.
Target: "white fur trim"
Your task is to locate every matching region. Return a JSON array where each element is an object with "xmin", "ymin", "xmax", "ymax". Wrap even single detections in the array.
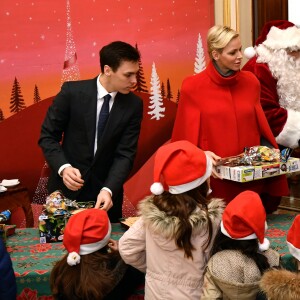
[
  {"xmin": 244, "ymin": 47, "xmax": 256, "ymax": 59},
  {"xmin": 287, "ymin": 241, "xmax": 300, "ymax": 261},
  {"xmin": 221, "ymin": 221, "xmax": 268, "ymax": 242},
  {"xmin": 259, "ymin": 238, "xmax": 270, "ymax": 251},
  {"xmin": 79, "ymin": 222, "xmax": 111, "ymax": 255},
  {"xmin": 67, "ymin": 252, "xmax": 81, "ymax": 266},
  {"xmin": 150, "ymin": 182, "xmax": 164, "ymax": 195},
  {"xmin": 275, "ymin": 109, "xmax": 300, "ymax": 149},
  {"xmin": 168, "ymin": 154, "xmax": 212, "ymax": 194},
  {"xmin": 221, "ymin": 221, "xmax": 258, "ymax": 240},
  {"xmin": 263, "ymin": 26, "xmax": 300, "ymax": 50}
]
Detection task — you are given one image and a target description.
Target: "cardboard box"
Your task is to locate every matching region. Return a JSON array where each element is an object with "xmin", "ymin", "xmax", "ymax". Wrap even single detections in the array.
[{"xmin": 216, "ymin": 157, "xmax": 300, "ymax": 183}]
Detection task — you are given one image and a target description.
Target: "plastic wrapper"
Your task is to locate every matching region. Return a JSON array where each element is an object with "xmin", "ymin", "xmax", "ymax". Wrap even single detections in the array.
[
  {"xmin": 39, "ymin": 190, "xmax": 94, "ymax": 243},
  {"xmin": 218, "ymin": 146, "xmax": 292, "ymax": 167}
]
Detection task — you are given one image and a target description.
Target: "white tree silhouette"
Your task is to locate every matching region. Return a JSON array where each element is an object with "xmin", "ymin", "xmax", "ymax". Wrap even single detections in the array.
[
  {"xmin": 148, "ymin": 62, "xmax": 165, "ymax": 120},
  {"xmin": 194, "ymin": 33, "xmax": 206, "ymax": 74}
]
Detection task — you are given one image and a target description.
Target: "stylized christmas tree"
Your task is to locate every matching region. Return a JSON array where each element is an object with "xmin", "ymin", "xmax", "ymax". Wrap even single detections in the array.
[
  {"xmin": 33, "ymin": 84, "xmax": 41, "ymax": 103},
  {"xmin": 161, "ymin": 82, "xmax": 166, "ymax": 99},
  {"xmin": 0, "ymin": 108, "xmax": 4, "ymax": 121},
  {"xmin": 148, "ymin": 62, "xmax": 165, "ymax": 120},
  {"xmin": 61, "ymin": 0, "xmax": 80, "ymax": 84},
  {"xmin": 9, "ymin": 77, "xmax": 26, "ymax": 114},
  {"xmin": 34, "ymin": 0, "xmax": 80, "ymax": 206},
  {"xmin": 194, "ymin": 33, "xmax": 206, "ymax": 74},
  {"xmin": 166, "ymin": 78, "xmax": 173, "ymax": 101},
  {"xmin": 176, "ymin": 89, "xmax": 180, "ymax": 104},
  {"xmin": 133, "ymin": 43, "xmax": 148, "ymax": 93}
]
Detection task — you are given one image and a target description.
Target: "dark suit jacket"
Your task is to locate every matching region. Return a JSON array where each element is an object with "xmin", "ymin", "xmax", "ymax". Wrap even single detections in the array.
[{"xmin": 38, "ymin": 77, "xmax": 143, "ymax": 221}]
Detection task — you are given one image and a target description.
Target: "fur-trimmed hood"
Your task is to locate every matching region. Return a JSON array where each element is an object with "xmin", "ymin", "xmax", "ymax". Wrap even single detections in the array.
[
  {"xmin": 138, "ymin": 197, "xmax": 225, "ymax": 240},
  {"xmin": 259, "ymin": 269, "xmax": 300, "ymax": 300}
]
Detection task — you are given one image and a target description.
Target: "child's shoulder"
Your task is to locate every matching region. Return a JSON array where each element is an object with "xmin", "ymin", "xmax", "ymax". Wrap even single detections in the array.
[{"xmin": 262, "ymin": 248, "xmax": 280, "ymax": 267}]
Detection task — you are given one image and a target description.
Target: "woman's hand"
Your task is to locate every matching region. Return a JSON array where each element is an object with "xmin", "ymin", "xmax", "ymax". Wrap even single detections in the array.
[{"xmin": 204, "ymin": 151, "xmax": 222, "ymax": 179}]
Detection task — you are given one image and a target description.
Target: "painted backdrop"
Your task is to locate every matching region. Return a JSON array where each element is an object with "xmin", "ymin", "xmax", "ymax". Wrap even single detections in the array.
[{"xmin": 0, "ymin": 0, "xmax": 214, "ymax": 212}]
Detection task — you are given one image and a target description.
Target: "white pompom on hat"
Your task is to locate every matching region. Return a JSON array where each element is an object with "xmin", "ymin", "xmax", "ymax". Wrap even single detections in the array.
[
  {"xmin": 244, "ymin": 46, "xmax": 257, "ymax": 59},
  {"xmin": 63, "ymin": 208, "xmax": 111, "ymax": 266},
  {"xmin": 220, "ymin": 190, "xmax": 270, "ymax": 251},
  {"xmin": 287, "ymin": 215, "xmax": 300, "ymax": 261},
  {"xmin": 243, "ymin": 20, "xmax": 296, "ymax": 59},
  {"xmin": 150, "ymin": 140, "xmax": 212, "ymax": 195}
]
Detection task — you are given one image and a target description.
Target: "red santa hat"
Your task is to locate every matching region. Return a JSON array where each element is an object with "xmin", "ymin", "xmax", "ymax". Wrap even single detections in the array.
[
  {"xmin": 221, "ymin": 190, "xmax": 270, "ymax": 251},
  {"xmin": 244, "ymin": 20, "xmax": 296, "ymax": 59},
  {"xmin": 150, "ymin": 140, "xmax": 212, "ymax": 195},
  {"xmin": 63, "ymin": 208, "xmax": 111, "ymax": 266},
  {"xmin": 287, "ymin": 215, "xmax": 300, "ymax": 261}
]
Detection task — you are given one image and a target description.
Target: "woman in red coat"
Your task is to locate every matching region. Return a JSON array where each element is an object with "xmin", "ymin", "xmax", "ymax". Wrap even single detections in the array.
[{"xmin": 171, "ymin": 25, "xmax": 289, "ymax": 212}]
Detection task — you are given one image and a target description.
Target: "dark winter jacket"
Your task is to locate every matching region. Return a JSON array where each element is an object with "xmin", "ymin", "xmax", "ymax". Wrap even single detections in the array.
[{"xmin": 0, "ymin": 238, "xmax": 17, "ymax": 300}]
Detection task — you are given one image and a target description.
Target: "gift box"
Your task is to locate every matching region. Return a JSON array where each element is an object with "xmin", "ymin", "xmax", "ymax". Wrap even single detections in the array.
[
  {"xmin": 38, "ymin": 208, "xmax": 90, "ymax": 243},
  {"xmin": 38, "ymin": 213, "xmax": 69, "ymax": 243},
  {"xmin": 216, "ymin": 157, "xmax": 300, "ymax": 183},
  {"xmin": 38, "ymin": 190, "xmax": 94, "ymax": 243}
]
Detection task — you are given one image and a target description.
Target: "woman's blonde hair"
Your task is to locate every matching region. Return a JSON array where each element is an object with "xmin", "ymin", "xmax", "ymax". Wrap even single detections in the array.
[{"xmin": 207, "ymin": 25, "xmax": 239, "ymax": 60}]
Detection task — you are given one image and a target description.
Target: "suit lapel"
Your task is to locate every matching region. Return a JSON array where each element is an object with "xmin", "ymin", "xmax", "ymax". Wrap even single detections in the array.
[{"xmin": 82, "ymin": 78, "xmax": 98, "ymax": 155}]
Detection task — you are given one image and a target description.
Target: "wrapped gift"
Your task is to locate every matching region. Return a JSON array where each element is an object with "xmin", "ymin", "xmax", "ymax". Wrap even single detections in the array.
[{"xmin": 38, "ymin": 190, "xmax": 94, "ymax": 243}]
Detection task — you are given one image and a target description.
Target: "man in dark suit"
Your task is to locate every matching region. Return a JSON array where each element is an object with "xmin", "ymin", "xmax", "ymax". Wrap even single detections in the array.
[{"xmin": 38, "ymin": 41, "xmax": 143, "ymax": 222}]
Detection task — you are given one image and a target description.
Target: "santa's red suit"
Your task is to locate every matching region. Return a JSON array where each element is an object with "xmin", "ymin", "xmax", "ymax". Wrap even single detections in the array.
[{"xmin": 243, "ymin": 20, "xmax": 300, "ymax": 149}]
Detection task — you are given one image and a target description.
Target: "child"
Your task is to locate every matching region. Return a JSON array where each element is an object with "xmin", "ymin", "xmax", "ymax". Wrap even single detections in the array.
[
  {"xmin": 118, "ymin": 140, "xmax": 225, "ymax": 299},
  {"xmin": 287, "ymin": 214, "xmax": 300, "ymax": 271},
  {"xmin": 201, "ymin": 190, "xmax": 280, "ymax": 300},
  {"xmin": 259, "ymin": 214, "xmax": 300, "ymax": 300},
  {"xmin": 50, "ymin": 208, "xmax": 143, "ymax": 300}
]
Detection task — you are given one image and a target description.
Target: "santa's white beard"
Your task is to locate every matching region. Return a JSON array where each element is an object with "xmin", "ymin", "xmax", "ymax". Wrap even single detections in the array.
[{"xmin": 257, "ymin": 47, "xmax": 300, "ymax": 111}]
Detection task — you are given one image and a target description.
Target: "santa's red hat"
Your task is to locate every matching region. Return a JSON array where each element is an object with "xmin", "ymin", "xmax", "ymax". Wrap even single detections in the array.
[
  {"xmin": 150, "ymin": 140, "xmax": 212, "ymax": 195},
  {"xmin": 221, "ymin": 190, "xmax": 270, "ymax": 251},
  {"xmin": 244, "ymin": 20, "xmax": 296, "ymax": 59},
  {"xmin": 287, "ymin": 215, "xmax": 300, "ymax": 261},
  {"xmin": 63, "ymin": 208, "xmax": 111, "ymax": 266}
]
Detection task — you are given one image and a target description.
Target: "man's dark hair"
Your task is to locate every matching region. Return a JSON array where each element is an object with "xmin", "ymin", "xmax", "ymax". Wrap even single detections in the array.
[{"xmin": 99, "ymin": 41, "xmax": 140, "ymax": 72}]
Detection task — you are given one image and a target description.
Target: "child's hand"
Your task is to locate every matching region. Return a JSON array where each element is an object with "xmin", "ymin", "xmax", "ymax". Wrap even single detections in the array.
[{"xmin": 108, "ymin": 239, "xmax": 119, "ymax": 252}]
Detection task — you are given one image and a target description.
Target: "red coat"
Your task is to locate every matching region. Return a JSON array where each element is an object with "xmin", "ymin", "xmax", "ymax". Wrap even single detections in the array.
[{"xmin": 172, "ymin": 62, "xmax": 288, "ymax": 202}]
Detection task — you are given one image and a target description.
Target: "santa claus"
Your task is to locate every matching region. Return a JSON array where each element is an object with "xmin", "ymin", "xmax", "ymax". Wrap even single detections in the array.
[{"xmin": 243, "ymin": 20, "xmax": 300, "ymax": 149}]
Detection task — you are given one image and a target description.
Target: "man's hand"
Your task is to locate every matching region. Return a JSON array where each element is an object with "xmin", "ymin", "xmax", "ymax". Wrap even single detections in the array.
[
  {"xmin": 62, "ymin": 167, "xmax": 84, "ymax": 191},
  {"xmin": 204, "ymin": 150, "xmax": 222, "ymax": 179},
  {"xmin": 95, "ymin": 189, "xmax": 113, "ymax": 211}
]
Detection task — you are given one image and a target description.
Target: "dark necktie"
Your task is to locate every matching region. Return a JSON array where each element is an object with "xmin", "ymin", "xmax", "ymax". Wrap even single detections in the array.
[{"xmin": 97, "ymin": 94, "xmax": 111, "ymax": 142}]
